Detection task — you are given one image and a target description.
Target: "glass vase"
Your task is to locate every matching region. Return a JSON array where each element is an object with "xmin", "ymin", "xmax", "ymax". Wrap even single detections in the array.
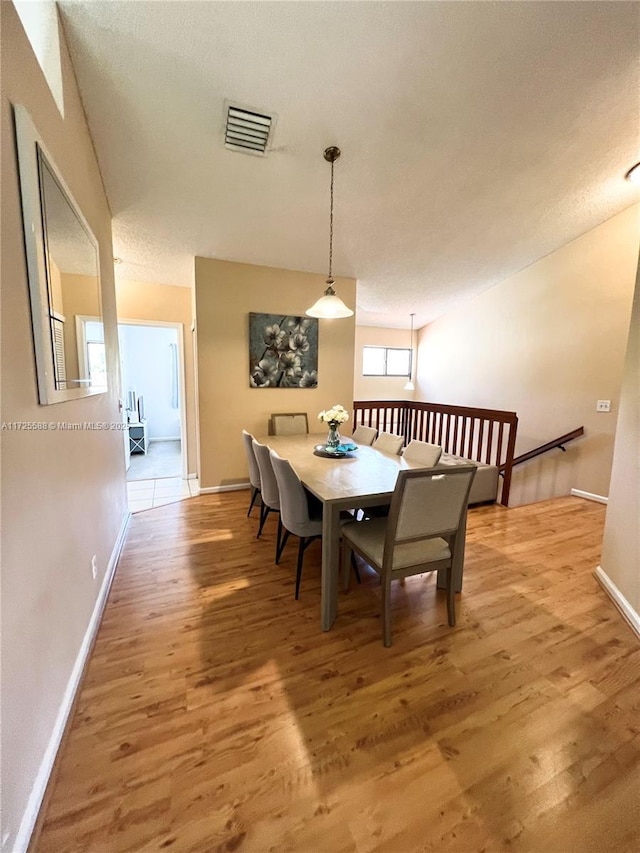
[{"xmin": 326, "ymin": 421, "xmax": 341, "ymax": 451}]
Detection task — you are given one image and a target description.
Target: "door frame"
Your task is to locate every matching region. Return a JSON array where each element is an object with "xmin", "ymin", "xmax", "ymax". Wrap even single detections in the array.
[{"xmin": 118, "ymin": 318, "xmax": 188, "ymax": 480}]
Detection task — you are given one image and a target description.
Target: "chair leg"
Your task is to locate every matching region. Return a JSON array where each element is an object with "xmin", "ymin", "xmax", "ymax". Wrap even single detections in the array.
[
  {"xmin": 351, "ymin": 552, "xmax": 361, "ymax": 584},
  {"xmin": 446, "ymin": 565, "xmax": 456, "ymax": 627},
  {"xmin": 257, "ymin": 503, "xmax": 266, "ymax": 538},
  {"xmin": 274, "ymin": 516, "xmax": 283, "ymax": 563},
  {"xmin": 341, "ymin": 539, "xmax": 352, "ymax": 591},
  {"xmin": 257, "ymin": 504, "xmax": 271, "ymax": 539},
  {"xmin": 382, "ymin": 577, "xmax": 392, "ymax": 647},
  {"xmin": 294, "ymin": 536, "xmax": 321, "ymax": 598},
  {"xmin": 247, "ymin": 487, "xmax": 259, "ymax": 517},
  {"xmin": 276, "ymin": 529, "xmax": 290, "ymax": 564},
  {"xmin": 295, "ymin": 537, "xmax": 305, "ymax": 600}
]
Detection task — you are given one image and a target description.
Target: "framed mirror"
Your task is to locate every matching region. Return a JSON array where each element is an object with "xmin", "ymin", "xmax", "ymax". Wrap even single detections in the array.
[{"xmin": 14, "ymin": 104, "xmax": 107, "ymax": 404}]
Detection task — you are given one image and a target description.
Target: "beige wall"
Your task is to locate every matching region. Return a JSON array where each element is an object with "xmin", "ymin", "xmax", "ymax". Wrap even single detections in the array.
[
  {"xmin": 59, "ymin": 272, "xmax": 102, "ymax": 383},
  {"xmin": 354, "ymin": 325, "xmax": 416, "ymax": 401},
  {"xmin": 416, "ymin": 205, "xmax": 639, "ymax": 505},
  {"xmin": 116, "ymin": 279, "xmax": 197, "ymax": 475},
  {"xmin": 195, "ymin": 258, "xmax": 356, "ymax": 488},
  {"xmin": 49, "ymin": 256, "xmax": 63, "ymax": 314},
  {"xmin": 600, "ymin": 255, "xmax": 640, "ymax": 616},
  {"xmin": 0, "ymin": 5, "xmax": 127, "ymax": 849}
]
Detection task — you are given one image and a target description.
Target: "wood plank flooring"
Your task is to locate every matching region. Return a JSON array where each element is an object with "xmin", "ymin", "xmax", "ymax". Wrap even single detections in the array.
[{"xmin": 34, "ymin": 495, "xmax": 639, "ymax": 853}]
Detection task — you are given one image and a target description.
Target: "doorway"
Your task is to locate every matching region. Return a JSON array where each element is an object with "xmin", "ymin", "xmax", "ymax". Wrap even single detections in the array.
[{"xmin": 118, "ymin": 320, "xmax": 188, "ymax": 487}]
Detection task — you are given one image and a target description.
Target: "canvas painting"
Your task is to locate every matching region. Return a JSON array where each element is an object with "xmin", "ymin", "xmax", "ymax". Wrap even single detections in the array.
[{"xmin": 249, "ymin": 313, "xmax": 318, "ymax": 388}]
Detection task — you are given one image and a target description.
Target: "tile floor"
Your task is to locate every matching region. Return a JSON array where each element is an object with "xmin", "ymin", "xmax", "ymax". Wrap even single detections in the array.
[
  {"xmin": 127, "ymin": 440, "xmax": 182, "ymax": 481},
  {"xmin": 127, "ymin": 477, "xmax": 200, "ymax": 513}
]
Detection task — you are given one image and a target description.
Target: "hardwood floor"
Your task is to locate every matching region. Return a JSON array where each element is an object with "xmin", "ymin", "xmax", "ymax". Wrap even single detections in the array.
[{"xmin": 35, "ymin": 495, "xmax": 639, "ymax": 853}]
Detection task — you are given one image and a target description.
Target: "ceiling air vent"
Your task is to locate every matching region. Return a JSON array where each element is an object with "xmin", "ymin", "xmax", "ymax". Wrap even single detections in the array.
[{"xmin": 224, "ymin": 103, "xmax": 273, "ymax": 156}]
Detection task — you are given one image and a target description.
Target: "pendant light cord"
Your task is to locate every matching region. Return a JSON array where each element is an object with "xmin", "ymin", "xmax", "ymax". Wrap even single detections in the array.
[{"xmin": 328, "ymin": 158, "xmax": 334, "ymax": 282}]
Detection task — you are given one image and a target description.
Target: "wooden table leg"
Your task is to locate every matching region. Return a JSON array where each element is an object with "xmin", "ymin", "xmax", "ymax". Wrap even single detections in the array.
[{"xmin": 321, "ymin": 502, "xmax": 340, "ymax": 630}]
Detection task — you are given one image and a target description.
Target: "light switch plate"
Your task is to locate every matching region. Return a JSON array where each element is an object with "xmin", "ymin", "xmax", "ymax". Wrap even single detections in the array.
[{"xmin": 596, "ymin": 400, "xmax": 611, "ymax": 412}]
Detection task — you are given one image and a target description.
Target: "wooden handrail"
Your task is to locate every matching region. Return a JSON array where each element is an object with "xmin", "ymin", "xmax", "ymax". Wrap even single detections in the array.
[
  {"xmin": 353, "ymin": 400, "xmax": 518, "ymax": 506},
  {"xmin": 500, "ymin": 426, "xmax": 585, "ymax": 471}
]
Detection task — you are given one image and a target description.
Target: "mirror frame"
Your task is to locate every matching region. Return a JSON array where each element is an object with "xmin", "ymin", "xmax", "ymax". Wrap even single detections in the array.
[{"xmin": 13, "ymin": 103, "xmax": 107, "ymax": 404}]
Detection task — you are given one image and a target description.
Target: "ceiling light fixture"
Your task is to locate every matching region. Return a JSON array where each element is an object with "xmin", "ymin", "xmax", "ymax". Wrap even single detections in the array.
[
  {"xmin": 306, "ymin": 146, "xmax": 354, "ymax": 319},
  {"xmin": 404, "ymin": 313, "xmax": 415, "ymax": 391},
  {"xmin": 625, "ymin": 162, "xmax": 640, "ymax": 184}
]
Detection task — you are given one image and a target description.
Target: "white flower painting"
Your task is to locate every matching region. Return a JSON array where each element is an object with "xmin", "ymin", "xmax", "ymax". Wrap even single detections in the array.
[{"xmin": 249, "ymin": 313, "xmax": 319, "ymax": 388}]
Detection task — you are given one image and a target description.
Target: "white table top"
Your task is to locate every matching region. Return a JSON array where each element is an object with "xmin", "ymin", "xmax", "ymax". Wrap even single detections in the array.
[{"xmin": 261, "ymin": 433, "xmax": 421, "ymax": 506}]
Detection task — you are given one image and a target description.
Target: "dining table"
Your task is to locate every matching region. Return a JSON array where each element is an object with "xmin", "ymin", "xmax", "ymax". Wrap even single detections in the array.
[{"xmin": 260, "ymin": 433, "xmax": 469, "ymax": 631}]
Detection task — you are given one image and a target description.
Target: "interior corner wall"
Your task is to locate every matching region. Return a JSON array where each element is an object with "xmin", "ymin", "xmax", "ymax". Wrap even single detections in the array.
[
  {"xmin": 0, "ymin": 4, "xmax": 127, "ymax": 851},
  {"xmin": 415, "ymin": 205, "xmax": 639, "ymax": 506},
  {"xmin": 115, "ymin": 279, "xmax": 197, "ymax": 474},
  {"xmin": 194, "ymin": 258, "xmax": 356, "ymax": 489},
  {"xmin": 600, "ymin": 253, "xmax": 640, "ymax": 617},
  {"xmin": 354, "ymin": 325, "xmax": 417, "ymax": 401}
]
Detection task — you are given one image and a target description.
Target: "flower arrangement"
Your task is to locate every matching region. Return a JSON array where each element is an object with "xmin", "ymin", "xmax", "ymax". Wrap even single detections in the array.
[{"xmin": 318, "ymin": 405, "xmax": 349, "ymax": 426}]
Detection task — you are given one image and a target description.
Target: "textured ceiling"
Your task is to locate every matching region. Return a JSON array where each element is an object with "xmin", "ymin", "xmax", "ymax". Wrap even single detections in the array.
[
  {"xmin": 58, "ymin": 1, "xmax": 640, "ymax": 329},
  {"xmin": 41, "ymin": 150, "xmax": 97, "ymax": 276}
]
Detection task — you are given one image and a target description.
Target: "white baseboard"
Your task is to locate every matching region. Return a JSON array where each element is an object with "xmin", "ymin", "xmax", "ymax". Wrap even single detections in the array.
[
  {"xmin": 187, "ymin": 473, "xmax": 198, "ymax": 481},
  {"xmin": 149, "ymin": 436, "xmax": 180, "ymax": 443},
  {"xmin": 571, "ymin": 488, "xmax": 608, "ymax": 505},
  {"xmin": 199, "ymin": 482, "xmax": 250, "ymax": 494},
  {"xmin": 13, "ymin": 511, "xmax": 131, "ymax": 853},
  {"xmin": 594, "ymin": 566, "xmax": 640, "ymax": 640}
]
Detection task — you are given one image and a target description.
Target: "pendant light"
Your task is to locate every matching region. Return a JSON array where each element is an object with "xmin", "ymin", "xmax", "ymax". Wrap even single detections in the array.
[
  {"xmin": 404, "ymin": 313, "xmax": 415, "ymax": 391},
  {"xmin": 306, "ymin": 146, "xmax": 354, "ymax": 319}
]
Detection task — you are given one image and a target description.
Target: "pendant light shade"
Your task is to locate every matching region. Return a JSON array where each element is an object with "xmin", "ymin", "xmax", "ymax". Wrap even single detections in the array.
[
  {"xmin": 306, "ymin": 146, "xmax": 354, "ymax": 319},
  {"xmin": 306, "ymin": 288, "xmax": 355, "ymax": 319},
  {"xmin": 403, "ymin": 312, "xmax": 415, "ymax": 391}
]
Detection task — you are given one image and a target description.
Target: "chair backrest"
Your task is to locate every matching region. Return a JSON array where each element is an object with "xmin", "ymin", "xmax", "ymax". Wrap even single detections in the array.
[
  {"xmin": 403, "ymin": 440, "xmax": 443, "ymax": 466},
  {"xmin": 241, "ymin": 429, "xmax": 261, "ymax": 490},
  {"xmin": 352, "ymin": 424, "xmax": 377, "ymax": 446},
  {"xmin": 269, "ymin": 450, "xmax": 314, "ymax": 535},
  {"xmin": 252, "ymin": 439, "xmax": 280, "ymax": 510},
  {"xmin": 387, "ymin": 466, "xmax": 477, "ymax": 548},
  {"xmin": 269, "ymin": 413, "xmax": 309, "ymax": 436},
  {"xmin": 373, "ymin": 431, "xmax": 404, "ymax": 455}
]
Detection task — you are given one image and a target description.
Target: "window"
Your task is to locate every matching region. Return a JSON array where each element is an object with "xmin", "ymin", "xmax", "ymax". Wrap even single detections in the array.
[
  {"xmin": 76, "ymin": 317, "xmax": 107, "ymax": 391},
  {"xmin": 363, "ymin": 346, "xmax": 411, "ymax": 377}
]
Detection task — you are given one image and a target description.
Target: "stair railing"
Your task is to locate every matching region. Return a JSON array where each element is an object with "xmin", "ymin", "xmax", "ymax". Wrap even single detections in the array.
[
  {"xmin": 353, "ymin": 400, "xmax": 518, "ymax": 506},
  {"xmin": 500, "ymin": 426, "xmax": 585, "ymax": 471}
]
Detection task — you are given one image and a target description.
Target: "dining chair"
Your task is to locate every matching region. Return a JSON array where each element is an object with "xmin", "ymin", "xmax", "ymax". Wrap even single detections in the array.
[
  {"xmin": 341, "ymin": 465, "xmax": 477, "ymax": 646},
  {"xmin": 269, "ymin": 412, "xmax": 309, "ymax": 436},
  {"xmin": 269, "ymin": 449, "xmax": 323, "ymax": 598},
  {"xmin": 352, "ymin": 424, "xmax": 377, "ymax": 446},
  {"xmin": 241, "ymin": 429, "xmax": 262, "ymax": 518},
  {"xmin": 373, "ymin": 431, "xmax": 404, "ymax": 455},
  {"xmin": 403, "ymin": 440, "xmax": 443, "ymax": 466},
  {"xmin": 269, "ymin": 450, "xmax": 360, "ymax": 598},
  {"xmin": 252, "ymin": 439, "xmax": 284, "ymax": 560},
  {"xmin": 365, "ymin": 441, "xmax": 444, "ymax": 521}
]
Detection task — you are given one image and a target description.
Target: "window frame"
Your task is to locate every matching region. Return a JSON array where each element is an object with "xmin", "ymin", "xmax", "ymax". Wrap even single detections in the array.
[{"xmin": 362, "ymin": 345, "xmax": 411, "ymax": 378}]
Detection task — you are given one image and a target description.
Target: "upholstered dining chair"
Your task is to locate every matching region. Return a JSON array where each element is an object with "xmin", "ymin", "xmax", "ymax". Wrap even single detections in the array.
[
  {"xmin": 403, "ymin": 440, "xmax": 443, "ymax": 466},
  {"xmin": 269, "ymin": 450, "xmax": 360, "ymax": 598},
  {"xmin": 269, "ymin": 413, "xmax": 309, "ymax": 436},
  {"xmin": 241, "ymin": 429, "xmax": 262, "ymax": 518},
  {"xmin": 252, "ymin": 439, "xmax": 283, "ymax": 560},
  {"xmin": 373, "ymin": 431, "xmax": 404, "ymax": 455},
  {"xmin": 269, "ymin": 449, "xmax": 323, "ymax": 598},
  {"xmin": 341, "ymin": 465, "xmax": 477, "ymax": 646},
  {"xmin": 352, "ymin": 424, "xmax": 377, "ymax": 446}
]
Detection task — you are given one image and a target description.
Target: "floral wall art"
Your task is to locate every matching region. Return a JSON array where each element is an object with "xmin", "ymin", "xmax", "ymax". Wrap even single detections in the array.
[{"xmin": 249, "ymin": 313, "xmax": 319, "ymax": 388}]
